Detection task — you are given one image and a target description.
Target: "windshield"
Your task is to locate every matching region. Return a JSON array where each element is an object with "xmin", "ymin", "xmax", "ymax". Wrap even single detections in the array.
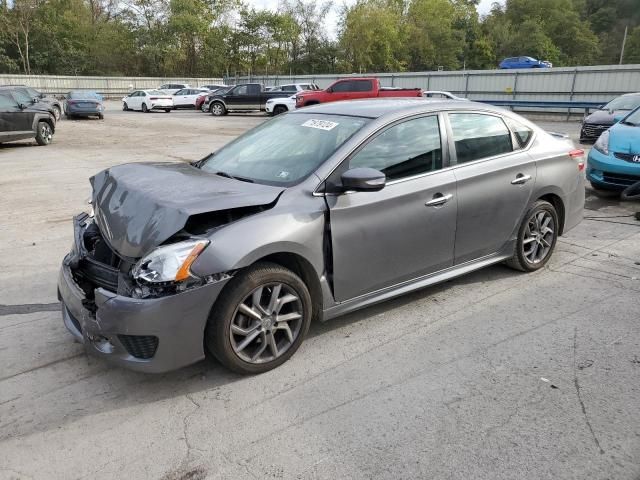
[
  {"xmin": 604, "ymin": 95, "xmax": 640, "ymax": 111},
  {"xmin": 200, "ymin": 113, "xmax": 370, "ymax": 186},
  {"xmin": 11, "ymin": 89, "xmax": 33, "ymax": 103},
  {"xmin": 621, "ymin": 108, "xmax": 640, "ymax": 126}
]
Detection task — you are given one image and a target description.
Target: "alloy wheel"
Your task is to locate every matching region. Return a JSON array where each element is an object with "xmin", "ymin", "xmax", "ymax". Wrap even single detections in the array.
[
  {"xmin": 523, "ymin": 210, "xmax": 555, "ymax": 264},
  {"xmin": 211, "ymin": 103, "xmax": 224, "ymax": 115},
  {"xmin": 40, "ymin": 123, "xmax": 52, "ymax": 144},
  {"xmin": 229, "ymin": 283, "xmax": 303, "ymax": 364}
]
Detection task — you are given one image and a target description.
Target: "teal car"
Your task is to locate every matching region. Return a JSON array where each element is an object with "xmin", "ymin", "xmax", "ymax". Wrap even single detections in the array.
[{"xmin": 587, "ymin": 107, "xmax": 640, "ymax": 191}]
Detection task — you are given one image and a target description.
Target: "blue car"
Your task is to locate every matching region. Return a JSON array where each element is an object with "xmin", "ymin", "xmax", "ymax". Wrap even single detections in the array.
[
  {"xmin": 64, "ymin": 90, "xmax": 104, "ymax": 119},
  {"xmin": 499, "ymin": 56, "xmax": 552, "ymax": 69},
  {"xmin": 587, "ymin": 107, "xmax": 640, "ymax": 191}
]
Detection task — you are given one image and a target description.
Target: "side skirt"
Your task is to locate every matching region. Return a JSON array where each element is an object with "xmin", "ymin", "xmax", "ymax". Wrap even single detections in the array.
[{"xmin": 321, "ymin": 244, "xmax": 514, "ymax": 322}]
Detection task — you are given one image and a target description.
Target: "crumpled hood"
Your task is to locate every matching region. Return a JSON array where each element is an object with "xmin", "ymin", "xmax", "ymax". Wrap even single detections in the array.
[
  {"xmin": 609, "ymin": 123, "xmax": 640, "ymax": 154},
  {"xmin": 584, "ymin": 109, "xmax": 629, "ymax": 125},
  {"xmin": 91, "ymin": 162, "xmax": 284, "ymax": 259}
]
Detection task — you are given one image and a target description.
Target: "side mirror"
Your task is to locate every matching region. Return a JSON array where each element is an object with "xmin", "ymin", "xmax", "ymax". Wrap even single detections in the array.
[
  {"xmin": 18, "ymin": 103, "xmax": 26, "ymax": 110},
  {"xmin": 614, "ymin": 114, "xmax": 625, "ymax": 123},
  {"xmin": 341, "ymin": 168, "xmax": 386, "ymax": 192}
]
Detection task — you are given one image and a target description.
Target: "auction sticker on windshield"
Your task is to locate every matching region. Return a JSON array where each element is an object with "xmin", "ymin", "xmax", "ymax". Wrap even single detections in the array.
[{"xmin": 302, "ymin": 119, "xmax": 339, "ymax": 131}]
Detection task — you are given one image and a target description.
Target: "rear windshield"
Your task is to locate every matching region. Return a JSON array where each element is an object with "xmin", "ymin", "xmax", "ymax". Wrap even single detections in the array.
[
  {"xmin": 200, "ymin": 113, "xmax": 370, "ymax": 186},
  {"xmin": 148, "ymin": 90, "xmax": 166, "ymax": 95},
  {"xmin": 604, "ymin": 95, "xmax": 640, "ymax": 111},
  {"xmin": 69, "ymin": 91, "xmax": 101, "ymax": 99}
]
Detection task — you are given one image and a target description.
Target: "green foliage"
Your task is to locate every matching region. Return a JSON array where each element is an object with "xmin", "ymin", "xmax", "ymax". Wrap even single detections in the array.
[{"xmin": 0, "ymin": 0, "xmax": 638, "ymax": 76}]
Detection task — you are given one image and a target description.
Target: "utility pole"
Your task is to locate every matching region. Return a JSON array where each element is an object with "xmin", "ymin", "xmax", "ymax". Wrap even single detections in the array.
[{"xmin": 620, "ymin": 25, "xmax": 628, "ymax": 65}]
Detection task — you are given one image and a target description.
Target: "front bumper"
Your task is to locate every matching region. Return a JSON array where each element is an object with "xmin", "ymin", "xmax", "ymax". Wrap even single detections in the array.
[
  {"xmin": 587, "ymin": 149, "xmax": 640, "ymax": 190},
  {"xmin": 57, "ymin": 219, "xmax": 230, "ymax": 373},
  {"xmin": 265, "ymin": 103, "xmax": 275, "ymax": 113}
]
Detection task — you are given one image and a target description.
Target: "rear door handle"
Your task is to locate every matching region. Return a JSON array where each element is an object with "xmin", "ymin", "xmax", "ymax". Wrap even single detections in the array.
[
  {"xmin": 425, "ymin": 193, "xmax": 453, "ymax": 207},
  {"xmin": 511, "ymin": 174, "xmax": 532, "ymax": 185}
]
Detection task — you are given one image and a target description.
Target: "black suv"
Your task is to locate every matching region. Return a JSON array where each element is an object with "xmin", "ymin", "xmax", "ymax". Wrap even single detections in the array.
[{"xmin": 0, "ymin": 90, "xmax": 55, "ymax": 146}]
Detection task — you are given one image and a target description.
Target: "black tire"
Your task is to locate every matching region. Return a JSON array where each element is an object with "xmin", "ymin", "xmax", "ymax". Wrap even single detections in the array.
[
  {"xmin": 164, "ymin": 108, "xmax": 171, "ymax": 113},
  {"xmin": 98, "ymin": 113, "xmax": 104, "ymax": 120},
  {"xmin": 35, "ymin": 121, "xmax": 53, "ymax": 146},
  {"xmin": 206, "ymin": 262, "xmax": 312, "ymax": 375},
  {"xmin": 210, "ymin": 102, "xmax": 226, "ymax": 116},
  {"xmin": 273, "ymin": 105, "xmax": 288, "ymax": 116},
  {"xmin": 122, "ymin": 102, "xmax": 129, "ymax": 111},
  {"xmin": 506, "ymin": 200, "xmax": 559, "ymax": 272},
  {"xmin": 621, "ymin": 181, "xmax": 640, "ymax": 201},
  {"xmin": 142, "ymin": 103, "xmax": 149, "ymax": 113},
  {"xmin": 52, "ymin": 106, "xmax": 61, "ymax": 121}
]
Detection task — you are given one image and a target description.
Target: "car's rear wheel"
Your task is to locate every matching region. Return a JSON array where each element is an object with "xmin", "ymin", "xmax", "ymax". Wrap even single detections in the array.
[
  {"xmin": 210, "ymin": 102, "xmax": 226, "ymax": 116},
  {"xmin": 164, "ymin": 109, "xmax": 171, "ymax": 113},
  {"xmin": 52, "ymin": 106, "xmax": 61, "ymax": 121},
  {"xmin": 206, "ymin": 262, "xmax": 312, "ymax": 374},
  {"xmin": 142, "ymin": 103, "xmax": 149, "ymax": 113},
  {"xmin": 506, "ymin": 200, "xmax": 558, "ymax": 272},
  {"xmin": 98, "ymin": 113, "xmax": 104, "ymax": 120},
  {"xmin": 35, "ymin": 121, "xmax": 53, "ymax": 146},
  {"xmin": 273, "ymin": 105, "xmax": 287, "ymax": 115}
]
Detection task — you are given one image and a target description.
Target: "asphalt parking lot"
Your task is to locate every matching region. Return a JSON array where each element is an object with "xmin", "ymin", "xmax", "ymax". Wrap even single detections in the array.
[{"xmin": 1, "ymin": 102, "xmax": 639, "ymax": 480}]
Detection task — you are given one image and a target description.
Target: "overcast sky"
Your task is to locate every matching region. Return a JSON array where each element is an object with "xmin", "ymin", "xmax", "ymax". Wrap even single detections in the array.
[{"xmin": 245, "ymin": 0, "xmax": 503, "ymax": 38}]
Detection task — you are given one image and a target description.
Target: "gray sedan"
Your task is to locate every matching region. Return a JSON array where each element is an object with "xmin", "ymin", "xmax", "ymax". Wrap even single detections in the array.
[{"xmin": 57, "ymin": 99, "xmax": 585, "ymax": 374}]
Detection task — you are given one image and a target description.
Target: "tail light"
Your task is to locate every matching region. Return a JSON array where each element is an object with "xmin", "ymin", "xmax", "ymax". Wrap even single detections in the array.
[
  {"xmin": 67, "ymin": 100, "xmax": 76, "ymax": 105},
  {"xmin": 569, "ymin": 149, "xmax": 585, "ymax": 171}
]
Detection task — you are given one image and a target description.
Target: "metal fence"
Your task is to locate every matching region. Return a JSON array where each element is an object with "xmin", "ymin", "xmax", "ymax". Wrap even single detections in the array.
[
  {"xmin": 0, "ymin": 74, "xmax": 224, "ymax": 97},
  {"xmin": 226, "ymin": 64, "xmax": 640, "ymax": 114}
]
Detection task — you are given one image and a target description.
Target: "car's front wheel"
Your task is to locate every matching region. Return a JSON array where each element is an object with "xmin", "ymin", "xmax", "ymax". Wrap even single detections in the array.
[
  {"xmin": 122, "ymin": 102, "xmax": 129, "ymax": 111},
  {"xmin": 506, "ymin": 200, "xmax": 559, "ymax": 272},
  {"xmin": 273, "ymin": 105, "xmax": 288, "ymax": 115},
  {"xmin": 206, "ymin": 262, "xmax": 312, "ymax": 374},
  {"xmin": 35, "ymin": 121, "xmax": 53, "ymax": 146},
  {"xmin": 210, "ymin": 102, "xmax": 226, "ymax": 116}
]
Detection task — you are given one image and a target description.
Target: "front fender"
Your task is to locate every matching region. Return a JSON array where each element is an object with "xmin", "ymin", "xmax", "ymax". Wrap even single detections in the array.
[
  {"xmin": 189, "ymin": 195, "xmax": 327, "ymax": 278},
  {"xmin": 31, "ymin": 113, "xmax": 56, "ymax": 132}
]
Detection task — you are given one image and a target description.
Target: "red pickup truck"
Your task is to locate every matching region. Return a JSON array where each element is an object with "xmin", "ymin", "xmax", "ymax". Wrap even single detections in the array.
[{"xmin": 295, "ymin": 77, "xmax": 422, "ymax": 108}]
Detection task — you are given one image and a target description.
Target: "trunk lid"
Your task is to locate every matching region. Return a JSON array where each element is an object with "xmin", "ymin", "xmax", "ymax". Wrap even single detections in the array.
[{"xmin": 91, "ymin": 162, "xmax": 284, "ymax": 259}]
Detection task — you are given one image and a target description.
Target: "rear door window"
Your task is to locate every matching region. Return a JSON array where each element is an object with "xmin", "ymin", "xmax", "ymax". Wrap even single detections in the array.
[
  {"xmin": 352, "ymin": 80, "xmax": 373, "ymax": 92},
  {"xmin": 448, "ymin": 113, "xmax": 513, "ymax": 164},
  {"xmin": 349, "ymin": 115, "xmax": 443, "ymax": 181}
]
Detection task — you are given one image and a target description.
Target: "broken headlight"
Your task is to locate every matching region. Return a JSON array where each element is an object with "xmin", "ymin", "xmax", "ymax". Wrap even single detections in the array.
[{"xmin": 131, "ymin": 239, "xmax": 209, "ymax": 284}]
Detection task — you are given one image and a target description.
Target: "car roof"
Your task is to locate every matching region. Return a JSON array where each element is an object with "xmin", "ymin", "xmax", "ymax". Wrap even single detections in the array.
[
  {"xmin": 620, "ymin": 92, "xmax": 640, "ymax": 97},
  {"xmin": 290, "ymin": 98, "xmax": 506, "ymax": 119}
]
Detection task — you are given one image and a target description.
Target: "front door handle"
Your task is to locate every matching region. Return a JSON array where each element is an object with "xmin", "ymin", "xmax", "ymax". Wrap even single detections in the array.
[
  {"xmin": 511, "ymin": 174, "xmax": 532, "ymax": 185},
  {"xmin": 425, "ymin": 193, "xmax": 453, "ymax": 207}
]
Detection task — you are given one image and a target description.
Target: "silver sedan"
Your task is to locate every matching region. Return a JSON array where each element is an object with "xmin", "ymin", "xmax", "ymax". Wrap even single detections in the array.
[{"xmin": 57, "ymin": 99, "xmax": 585, "ymax": 374}]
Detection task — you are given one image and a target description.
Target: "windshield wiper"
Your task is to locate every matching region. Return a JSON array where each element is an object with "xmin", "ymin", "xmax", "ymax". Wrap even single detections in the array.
[
  {"xmin": 215, "ymin": 171, "xmax": 254, "ymax": 183},
  {"xmin": 620, "ymin": 120, "xmax": 638, "ymax": 127}
]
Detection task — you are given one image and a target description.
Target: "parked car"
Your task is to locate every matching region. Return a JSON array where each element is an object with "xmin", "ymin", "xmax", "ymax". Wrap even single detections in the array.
[
  {"xmin": 499, "ymin": 57, "xmax": 552, "ymax": 69},
  {"xmin": 172, "ymin": 88, "xmax": 210, "ymax": 109},
  {"xmin": 200, "ymin": 86, "xmax": 233, "ymax": 112},
  {"xmin": 122, "ymin": 90, "xmax": 173, "ymax": 113},
  {"xmin": 200, "ymin": 84, "xmax": 227, "ymax": 91},
  {"xmin": 265, "ymin": 94, "xmax": 297, "ymax": 115},
  {"xmin": 1, "ymin": 84, "xmax": 63, "ymax": 121},
  {"xmin": 0, "ymin": 90, "xmax": 55, "ymax": 145},
  {"xmin": 207, "ymin": 83, "xmax": 292, "ymax": 116},
  {"xmin": 423, "ymin": 91, "xmax": 467, "ymax": 100},
  {"xmin": 0, "ymin": 86, "xmax": 58, "ymax": 122},
  {"xmin": 295, "ymin": 78, "xmax": 422, "ymax": 108},
  {"xmin": 158, "ymin": 83, "xmax": 191, "ymax": 95},
  {"xmin": 269, "ymin": 83, "xmax": 320, "ymax": 93},
  {"xmin": 64, "ymin": 90, "xmax": 104, "ymax": 119},
  {"xmin": 58, "ymin": 99, "xmax": 584, "ymax": 374},
  {"xmin": 580, "ymin": 93, "xmax": 640, "ymax": 143},
  {"xmin": 587, "ymin": 106, "xmax": 640, "ymax": 191}
]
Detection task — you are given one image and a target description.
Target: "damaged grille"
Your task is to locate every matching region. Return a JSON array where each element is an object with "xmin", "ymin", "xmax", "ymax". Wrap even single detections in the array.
[
  {"xmin": 73, "ymin": 222, "xmax": 123, "ymax": 296},
  {"xmin": 118, "ymin": 335, "xmax": 159, "ymax": 359}
]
